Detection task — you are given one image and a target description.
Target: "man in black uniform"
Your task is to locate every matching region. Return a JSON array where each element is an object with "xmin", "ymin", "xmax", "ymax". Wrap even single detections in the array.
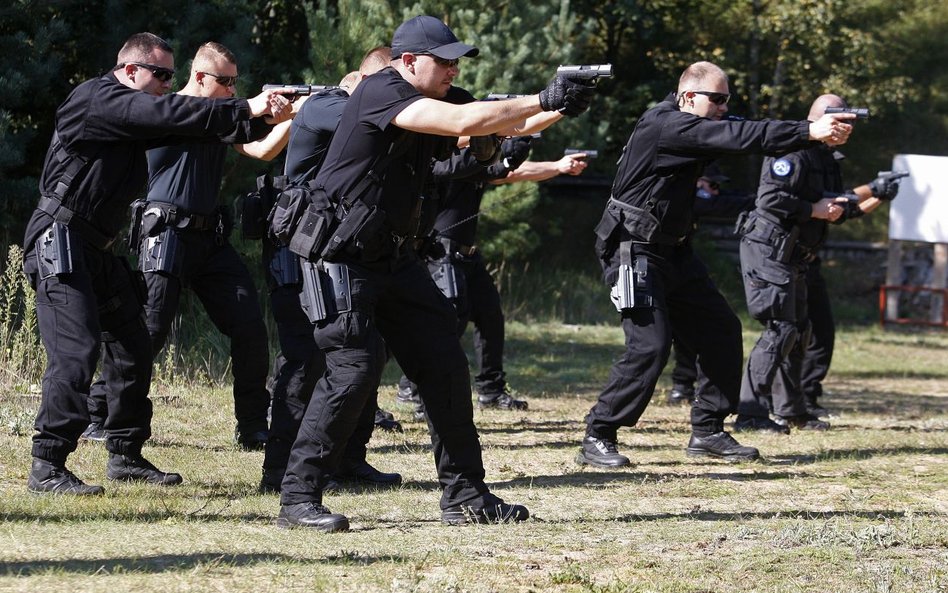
[
  {"xmin": 83, "ymin": 42, "xmax": 293, "ymax": 451},
  {"xmin": 261, "ymin": 47, "xmax": 402, "ymax": 493},
  {"xmin": 735, "ymin": 94, "xmax": 900, "ymax": 432},
  {"xmin": 22, "ymin": 33, "xmax": 290, "ymax": 494},
  {"xmin": 276, "ymin": 15, "xmax": 595, "ymax": 531},
  {"xmin": 667, "ymin": 167, "xmax": 754, "ymax": 405},
  {"xmin": 578, "ymin": 61, "xmax": 852, "ymax": 468},
  {"xmin": 395, "ymin": 138, "xmax": 591, "ymax": 416}
]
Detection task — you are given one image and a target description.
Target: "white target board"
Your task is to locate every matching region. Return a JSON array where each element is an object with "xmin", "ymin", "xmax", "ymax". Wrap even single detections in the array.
[{"xmin": 888, "ymin": 154, "xmax": 948, "ymax": 243}]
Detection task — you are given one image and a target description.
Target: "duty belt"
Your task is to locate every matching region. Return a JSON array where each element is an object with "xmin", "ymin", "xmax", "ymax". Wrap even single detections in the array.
[
  {"xmin": 439, "ymin": 237, "xmax": 477, "ymax": 256},
  {"xmin": 607, "ymin": 198, "xmax": 687, "ymax": 246},
  {"xmin": 36, "ymin": 196, "xmax": 116, "ymax": 250},
  {"xmin": 145, "ymin": 202, "xmax": 223, "ymax": 232}
]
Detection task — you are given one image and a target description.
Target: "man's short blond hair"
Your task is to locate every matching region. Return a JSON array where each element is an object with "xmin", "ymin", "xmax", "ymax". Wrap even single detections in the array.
[
  {"xmin": 191, "ymin": 41, "xmax": 236, "ymax": 74},
  {"xmin": 677, "ymin": 61, "xmax": 728, "ymax": 95}
]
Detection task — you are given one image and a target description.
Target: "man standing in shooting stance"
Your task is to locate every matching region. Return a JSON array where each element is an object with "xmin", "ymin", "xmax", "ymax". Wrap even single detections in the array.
[
  {"xmin": 578, "ymin": 61, "xmax": 853, "ymax": 468},
  {"xmin": 83, "ymin": 42, "xmax": 294, "ymax": 452},
  {"xmin": 275, "ymin": 15, "xmax": 596, "ymax": 531},
  {"xmin": 22, "ymin": 33, "xmax": 290, "ymax": 494},
  {"xmin": 734, "ymin": 95, "xmax": 903, "ymax": 433}
]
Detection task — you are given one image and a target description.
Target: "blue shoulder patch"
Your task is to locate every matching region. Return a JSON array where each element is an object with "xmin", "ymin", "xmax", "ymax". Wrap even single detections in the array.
[{"xmin": 771, "ymin": 159, "xmax": 793, "ymax": 177}]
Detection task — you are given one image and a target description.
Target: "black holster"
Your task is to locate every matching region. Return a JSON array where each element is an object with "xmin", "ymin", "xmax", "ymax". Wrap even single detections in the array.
[
  {"xmin": 320, "ymin": 200, "xmax": 387, "ymax": 262},
  {"xmin": 36, "ymin": 222, "xmax": 76, "ymax": 280},
  {"xmin": 140, "ymin": 228, "xmax": 183, "ymax": 276},
  {"xmin": 299, "ymin": 260, "xmax": 352, "ymax": 324}
]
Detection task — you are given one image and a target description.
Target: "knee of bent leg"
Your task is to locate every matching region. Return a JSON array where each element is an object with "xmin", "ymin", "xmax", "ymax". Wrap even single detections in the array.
[{"xmin": 764, "ymin": 320, "xmax": 800, "ymax": 360}]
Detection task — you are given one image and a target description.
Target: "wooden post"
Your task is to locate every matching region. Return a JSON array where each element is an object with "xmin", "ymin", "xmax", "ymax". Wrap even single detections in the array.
[
  {"xmin": 931, "ymin": 243, "xmax": 948, "ymax": 324},
  {"xmin": 885, "ymin": 240, "xmax": 903, "ymax": 321}
]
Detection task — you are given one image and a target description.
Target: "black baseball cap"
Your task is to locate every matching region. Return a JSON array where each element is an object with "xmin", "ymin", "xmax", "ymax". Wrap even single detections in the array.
[{"xmin": 391, "ymin": 16, "xmax": 479, "ymax": 60}]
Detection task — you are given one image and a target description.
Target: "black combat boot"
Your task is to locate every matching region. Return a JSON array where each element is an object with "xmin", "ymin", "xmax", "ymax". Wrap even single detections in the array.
[
  {"xmin": 575, "ymin": 436, "xmax": 631, "ymax": 468},
  {"xmin": 477, "ymin": 390, "xmax": 528, "ymax": 411},
  {"xmin": 734, "ymin": 414, "xmax": 791, "ymax": 435},
  {"xmin": 277, "ymin": 502, "xmax": 349, "ymax": 532},
  {"xmin": 775, "ymin": 414, "xmax": 830, "ymax": 431},
  {"xmin": 27, "ymin": 458, "xmax": 104, "ymax": 495},
  {"xmin": 666, "ymin": 384, "xmax": 695, "ymax": 405},
  {"xmin": 442, "ymin": 496, "xmax": 530, "ymax": 525},
  {"xmin": 395, "ymin": 384, "xmax": 421, "ymax": 404},
  {"xmin": 373, "ymin": 408, "xmax": 403, "ymax": 432},
  {"xmin": 686, "ymin": 431, "xmax": 760, "ymax": 461},
  {"xmin": 106, "ymin": 452, "xmax": 183, "ymax": 485},
  {"xmin": 80, "ymin": 422, "xmax": 107, "ymax": 442},
  {"xmin": 235, "ymin": 425, "xmax": 268, "ymax": 451},
  {"xmin": 336, "ymin": 459, "xmax": 402, "ymax": 488}
]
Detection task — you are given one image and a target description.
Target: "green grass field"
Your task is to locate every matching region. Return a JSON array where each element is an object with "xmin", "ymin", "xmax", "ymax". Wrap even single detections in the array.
[{"xmin": 1, "ymin": 322, "xmax": 946, "ymax": 593}]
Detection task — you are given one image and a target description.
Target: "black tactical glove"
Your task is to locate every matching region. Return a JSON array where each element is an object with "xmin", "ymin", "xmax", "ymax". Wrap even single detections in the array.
[
  {"xmin": 831, "ymin": 194, "xmax": 865, "ymax": 225},
  {"xmin": 539, "ymin": 76, "xmax": 595, "ymax": 116},
  {"xmin": 501, "ymin": 136, "xmax": 532, "ymax": 171},
  {"xmin": 469, "ymin": 134, "xmax": 502, "ymax": 164},
  {"xmin": 868, "ymin": 175, "xmax": 902, "ymax": 201}
]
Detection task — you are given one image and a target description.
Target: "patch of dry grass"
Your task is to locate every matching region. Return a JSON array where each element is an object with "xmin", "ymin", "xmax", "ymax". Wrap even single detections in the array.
[{"xmin": 0, "ymin": 322, "xmax": 945, "ymax": 592}]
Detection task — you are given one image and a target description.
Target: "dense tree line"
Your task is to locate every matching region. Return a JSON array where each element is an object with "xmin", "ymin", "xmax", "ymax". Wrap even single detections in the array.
[{"xmin": 2, "ymin": 0, "xmax": 946, "ymax": 260}]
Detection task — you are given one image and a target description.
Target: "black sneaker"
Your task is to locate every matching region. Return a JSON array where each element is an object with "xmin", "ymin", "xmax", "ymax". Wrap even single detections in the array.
[
  {"xmin": 686, "ymin": 431, "xmax": 760, "ymax": 461},
  {"xmin": 27, "ymin": 458, "xmax": 104, "ymax": 496},
  {"xmin": 775, "ymin": 414, "xmax": 830, "ymax": 431},
  {"xmin": 666, "ymin": 385, "xmax": 695, "ymax": 405},
  {"xmin": 336, "ymin": 459, "xmax": 402, "ymax": 488},
  {"xmin": 373, "ymin": 408, "xmax": 403, "ymax": 432},
  {"xmin": 575, "ymin": 436, "xmax": 631, "ymax": 468},
  {"xmin": 106, "ymin": 453, "xmax": 183, "ymax": 485},
  {"xmin": 80, "ymin": 422, "xmax": 107, "ymax": 442},
  {"xmin": 259, "ymin": 467, "xmax": 285, "ymax": 494},
  {"xmin": 395, "ymin": 384, "xmax": 421, "ymax": 404},
  {"xmin": 277, "ymin": 502, "xmax": 349, "ymax": 532},
  {"xmin": 477, "ymin": 390, "xmax": 528, "ymax": 411},
  {"xmin": 235, "ymin": 425, "xmax": 268, "ymax": 451},
  {"xmin": 734, "ymin": 415, "xmax": 790, "ymax": 435},
  {"xmin": 806, "ymin": 403, "xmax": 832, "ymax": 418},
  {"xmin": 442, "ymin": 500, "xmax": 530, "ymax": 525}
]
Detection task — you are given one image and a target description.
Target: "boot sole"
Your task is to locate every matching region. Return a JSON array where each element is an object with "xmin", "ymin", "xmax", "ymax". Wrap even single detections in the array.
[
  {"xmin": 686, "ymin": 448, "xmax": 760, "ymax": 462},
  {"xmin": 574, "ymin": 452, "xmax": 631, "ymax": 468},
  {"xmin": 107, "ymin": 473, "xmax": 183, "ymax": 486}
]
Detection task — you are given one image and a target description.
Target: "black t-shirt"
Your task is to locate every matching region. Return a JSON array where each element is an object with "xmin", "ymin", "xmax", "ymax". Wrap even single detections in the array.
[
  {"xmin": 313, "ymin": 67, "xmax": 470, "ymax": 237},
  {"xmin": 284, "ymin": 89, "xmax": 350, "ymax": 184},
  {"xmin": 146, "ymin": 142, "xmax": 228, "ymax": 214}
]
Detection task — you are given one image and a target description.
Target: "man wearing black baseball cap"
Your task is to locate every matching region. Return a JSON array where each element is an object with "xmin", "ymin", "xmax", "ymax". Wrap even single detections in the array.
[{"xmin": 276, "ymin": 15, "xmax": 597, "ymax": 531}]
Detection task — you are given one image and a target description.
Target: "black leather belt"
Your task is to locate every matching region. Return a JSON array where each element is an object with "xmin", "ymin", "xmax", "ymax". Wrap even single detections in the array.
[{"xmin": 37, "ymin": 196, "xmax": 116, "ymax": 250}]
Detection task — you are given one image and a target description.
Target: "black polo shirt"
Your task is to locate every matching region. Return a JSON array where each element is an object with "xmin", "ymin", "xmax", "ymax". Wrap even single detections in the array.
[{"xmin": 284, "ymin": 89, "xmax": 350, "ymax": 184}]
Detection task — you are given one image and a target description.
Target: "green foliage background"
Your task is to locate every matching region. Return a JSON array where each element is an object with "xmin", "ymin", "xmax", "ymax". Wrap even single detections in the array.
[{"xmin": 1, "ymin": 0, "xmax": 946, "ymax": 383}]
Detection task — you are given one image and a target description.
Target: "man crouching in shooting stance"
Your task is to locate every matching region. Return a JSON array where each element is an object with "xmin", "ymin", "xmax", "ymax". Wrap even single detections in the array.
[
  {"xmin": 577, "ymin": 61, "xmax": 853, "ymax": 468},
  {"xmin": 275, "ymin": 15, "xmax": 596, "ymax": 531}
]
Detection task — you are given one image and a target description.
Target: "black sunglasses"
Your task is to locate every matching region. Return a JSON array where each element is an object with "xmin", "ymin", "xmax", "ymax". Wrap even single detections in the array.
[
  {"xmin": 692, "ymin": 91, "xmax": 730, "ymax": 105},
  {"xmin": 200, "ymin": 71, "xmax": 239, "ymax": 87},
  {"xmin": 119, "ymin": 62, "xmax": 175, "ymax": 82},
  {"xmin": 416, "ymin": 53, "xmax": 460, "ymax": 68}
]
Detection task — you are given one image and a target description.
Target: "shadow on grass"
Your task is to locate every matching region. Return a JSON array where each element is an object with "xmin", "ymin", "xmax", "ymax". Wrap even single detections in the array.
[
  {"xmin": 489, "ymin": 468, "xmax": 828, "ymax": 490},
  {"xmin": 0, "ymin": 551, "xmax": 406, "ymax": 576},
  {"xmin": 537, "ymin": 509, "xmax": 943, "ymax": 524},
  {"xmin": 768, "ymin": 445, "xmax": 948, "ymax": 464},
  {"xmin": 820, "ymin": 389, "xmax": 947, "ymax": 417}
]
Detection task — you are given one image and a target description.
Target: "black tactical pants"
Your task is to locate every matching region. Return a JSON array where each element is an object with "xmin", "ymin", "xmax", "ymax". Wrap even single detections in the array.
[
  {"xmin": 25, "ymin": 233, "xmax": 153, "ymax": 463},
  {"xmin": 586, "ymin": 244, "xmax": 743, "ymax": 438},
  {"xmin": 737, "ymin": 238, "xmax": 810, "ymax": 419},
  {"xmin": 800, "ymin": 258, "xmax": 834, "ymax": 404},
  {"xmin": 263, "ymin": 275, "xmax": 378, "ymax": 474},
  {"xmin": 281, "ymin": 252, "xmax": 490, "ymax": 510},
  {"xmin": 670, "ymin": 337, "xmax": 698, "ymax": 390},
  {"xmin": 455, "ymin": 254, "xmax": 507, "ymax": 396}
]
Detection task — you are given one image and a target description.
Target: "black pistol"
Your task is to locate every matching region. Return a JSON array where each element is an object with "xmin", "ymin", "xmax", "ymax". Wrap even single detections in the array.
[
  {"xmin": 825, "ymin": 107, "xmax": 870, "ymax": 119},
  {"xmin": 262, "ymin": 84, "xmax": 340, "ymax": 96},
  {"xmin": 556, "ymin": 64, "xmax": 613, "ymax": 82},
  {"xmin": 564, "ymin": 148, "xmax": 598, "ymax": 159}
]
